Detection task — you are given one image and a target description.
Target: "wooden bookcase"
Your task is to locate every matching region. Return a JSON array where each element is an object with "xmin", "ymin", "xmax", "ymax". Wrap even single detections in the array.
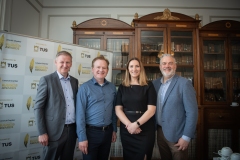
[
  {"xmin": 199, "ymin": 20, "xmax": 240, "ymax": 160},
  {"xmin": 71, "ymin": 18, "xmax": 135, "ymax": 88},
  {"xmin": 72, "ymin": 10, "xmax": 240, "ymax": 160}
]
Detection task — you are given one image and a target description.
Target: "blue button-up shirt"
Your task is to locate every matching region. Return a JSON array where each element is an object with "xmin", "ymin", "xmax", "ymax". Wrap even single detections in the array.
[
  {"xmin": 157, "ymin": 76, "xmax": 173, "ymax": 126},
  {"xmin": 76, "ymin": 77, "xmax": 117, "ymax": 142},
  {"xmin": 56, "ymin": 71, "xmax": 75, "ymax": 124}
]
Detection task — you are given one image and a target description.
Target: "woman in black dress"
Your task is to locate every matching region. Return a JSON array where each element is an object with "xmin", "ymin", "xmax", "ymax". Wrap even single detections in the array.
[{"xmin": 115, "ymin": 57, "xmax": 157, "ymax": 160}]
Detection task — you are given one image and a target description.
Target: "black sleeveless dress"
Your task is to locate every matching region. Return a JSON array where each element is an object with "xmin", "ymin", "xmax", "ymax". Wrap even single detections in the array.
[{"xmin": 116, "ymin": 81, "xmax": 157, "ymax": 160}]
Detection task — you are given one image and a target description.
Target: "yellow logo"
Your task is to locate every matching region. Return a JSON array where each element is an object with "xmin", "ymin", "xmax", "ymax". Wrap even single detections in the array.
[
  {"xmin": 97, "ymin": 52, "xmax": 101, "ymax": 57},
  {"xmin": 0, "ymin": 102, "xmax": 3, "ymax": 109},
  {"xmin": 57, "ymin": 44, "xmax": 62, "ymax": 53},
  {"xmin": 78, "ymin": 64, "xmax": 82, "ymax": 75},
  {"xmin": 29, "ymin": 59, "xmax": 34, "ymax": 73},
  {"xmin": 24, "ymin": 133, "xmax": 29, "ymax": 147},
  {"xmin": 26, "ymin": 96, "xmax": 32, "ymax": 110},
  {"xmin": 0, "ymin": 34, "xmax": 4, "ymax": 50}
]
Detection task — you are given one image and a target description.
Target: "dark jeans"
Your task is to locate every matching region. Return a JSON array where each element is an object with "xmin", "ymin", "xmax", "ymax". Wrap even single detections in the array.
[{"xmin": 83, "ymin": 125, "xmax": 113, "ymax": 160}]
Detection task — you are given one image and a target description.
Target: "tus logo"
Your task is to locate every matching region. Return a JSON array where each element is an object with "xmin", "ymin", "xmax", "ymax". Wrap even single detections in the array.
[
  {"xmin": 2, "ymin": 142, "xmax": 12, "ymax": 147},
  {"xmin": 1, "ymin": 62, "xmax": 17, "ymax": 68},
  {"xmin": 31, "ymin": 83, "xmax": 36, "ymax": 89},
  {"xmin": 26, "ymin": 155, "xmax": 41, "ymax": 160},
  {"xmin": 34, "ymin": 45, "xmax": 48, "ymax": 52},
  {"xmin": 1, "ymin": 61, "xmax": 6, "ymax": 68},
  {"xmin": 3, "ymin": 103, "xmax": 14, "ymax": 108},
  {"xmin": 0, "ymin": 102, "xmax": 3, "ymax": 109},
  {"xmin": 81, "ymin": 53, "xmax": 91, "ymax": 58}
]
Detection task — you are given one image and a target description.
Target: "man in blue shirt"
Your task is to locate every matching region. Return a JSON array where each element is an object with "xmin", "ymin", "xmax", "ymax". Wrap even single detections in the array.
[{"xmin": 76, "ymin": 55, "xmax": 117, "ymax": 160}]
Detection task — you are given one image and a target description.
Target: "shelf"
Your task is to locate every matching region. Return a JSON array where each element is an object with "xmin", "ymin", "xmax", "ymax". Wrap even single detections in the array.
[
  {"xmin": 143, "ymin": 64, "xmax": 159, "ymax": 67},
  {"xmin": 174, "ymin": 51, "xmax": 193, "ymax": 53},
  {"xmin": 177, "ymin": 64, "xmax": 194, "ymax": 67},
  {"xmin": 141, "ymin": 36, "xmax": 164, "ymax": 38},
  {"xmin": 112, "ymin": 68, "xmax": 126, "ymax": 70},
  {"xmin": 141, "ymin": 50, "xmax": 159, "ymax": 53},
  {"xmin": 204, "ymin": 52, "xmax": 225, "ymax": 54},
  {"xmin": 203, "ymin": 69, "xmax": 226, "ymax": 72},
  {"xmin": 171, "ymin": 36, "xmax": 193, "ymax": 39}
]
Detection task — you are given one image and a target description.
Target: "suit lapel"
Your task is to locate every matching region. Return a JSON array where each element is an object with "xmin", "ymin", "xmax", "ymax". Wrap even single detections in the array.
[
  {"xmin": 69, "ymin": 76, "xmax": 76, "ymax": 100},
  {"xmin": 53, "ymin": 72, "xmax": 65, "ymax": 99},
  {"xmin": 162, "ymin": 75, "xmax": 178, "ymax": 106}
]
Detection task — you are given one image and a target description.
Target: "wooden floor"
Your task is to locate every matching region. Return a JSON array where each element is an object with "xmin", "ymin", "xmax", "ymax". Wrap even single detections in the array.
[{"xmin": 110, "ymin": 158, "xmax": 160, "ymax": 160}]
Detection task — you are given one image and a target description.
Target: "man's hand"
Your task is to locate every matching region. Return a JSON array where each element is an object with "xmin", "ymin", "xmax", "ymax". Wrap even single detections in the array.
[
  {"xmin": 112, "ymin": 131, "xmax": 117, "ymax": 142},
  {"xmin": 38, "ymin": 133, "xmax": 48, "ymax": 146},
  {"xmin": 174, "ymin": 137, "xmax": 189, "ymax": 151},
  {"xmin": 79, "ymin": 141, "xmax": 88, "ymax": 154}
]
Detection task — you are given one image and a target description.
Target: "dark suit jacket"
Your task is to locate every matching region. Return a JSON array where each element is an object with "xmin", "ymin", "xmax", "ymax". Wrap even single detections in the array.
[
  {"xmin": 34, "ymin": 71, "xmax": 78, "ymax": 141},
  {"xmin": 152, "ymin": 75, "xmax": 198, "ymax": 143}
]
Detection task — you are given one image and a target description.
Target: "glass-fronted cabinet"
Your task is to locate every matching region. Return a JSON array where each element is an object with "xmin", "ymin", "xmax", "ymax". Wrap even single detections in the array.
[
  {"xmin": 201, "ymin": 39, "xmax": 227, "ymax": 103},
  {"xmin": 78, "ymin": 38, "xmax": 101, "ymax": 49},
  {"xmin": 170, "ymin": 31, "xmax": 194, "ymax": 83},
  {"xmin": 141, "ymin": 30, "xmax": 164, "ymax": 65},
  {"xmin": 140, "ymin": 30, "xmax": 165, "ymax": 81},
  {"xmin": 133, "ymin": 9, "xmax": 199, "ymax": 91},
  {"xmin": 200, "ymin": 20, "xmax": 240, "ymax": 105},
  {"xmin": 107, "ymin": 38, "xmax": 130, "ymax": 87},
  {"xmin": 72, "ymin": 18, "xmax": 134, "ymax": 86},
  {"xmin": 200, "ymin": 20, "xmax": 240, "ymax": 160},
  {"xmin": 133, "ymin": 9, "xmax": 200, "ymax": 160},
  {"xmin": 230, "ymin": 39, "xmax": 240, "ymax": 104}
]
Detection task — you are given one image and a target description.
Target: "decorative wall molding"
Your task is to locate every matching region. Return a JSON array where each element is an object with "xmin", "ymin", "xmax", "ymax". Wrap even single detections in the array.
[
  {"xmin": 47, "ymin": 14, "xmax": 111, "ymax": 38},
  {"xmin": 26, "ymin": 0, "xmax": 41, "ymax": 36},
  {"xmin": 210, "ymin": 16, "xmax": 240, "ymax": 22}
]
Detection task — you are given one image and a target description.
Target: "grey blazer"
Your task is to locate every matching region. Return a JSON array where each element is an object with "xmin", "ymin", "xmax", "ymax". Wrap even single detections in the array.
[
  {"xmin": 34, "ymin": 71, "xmax": 78, "ymax": 141},
  {"xmin": 152, "ymin": 75, "xmax": 198, "ymax": 143}
]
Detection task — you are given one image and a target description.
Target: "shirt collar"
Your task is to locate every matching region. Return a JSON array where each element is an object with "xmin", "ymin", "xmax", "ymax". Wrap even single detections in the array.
[
  {"xmin": 56, "ymin": 71, "xmax": 70, "ymax": 80},
  {"xmin": 91, "ymin": 77, "xmax": 109, "ymax": 86},
  {"xmin": 160, "ymin": 74, "xmax": 175, "ymax": 84}
]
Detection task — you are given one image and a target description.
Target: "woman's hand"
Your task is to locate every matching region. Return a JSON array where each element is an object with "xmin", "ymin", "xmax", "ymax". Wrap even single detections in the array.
[{"xmin": 126, "ymin": 122, "xmax": 141, "ymax": 134}]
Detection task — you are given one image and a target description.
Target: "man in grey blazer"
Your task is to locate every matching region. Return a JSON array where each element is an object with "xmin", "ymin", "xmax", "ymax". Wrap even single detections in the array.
[
  {"xmin": 152, "ymin": 54, "xmax": 198, "ymax": 160},
  {"xmin": 34, "ymin": 51, "xmax": 79, "ymax": 160}
]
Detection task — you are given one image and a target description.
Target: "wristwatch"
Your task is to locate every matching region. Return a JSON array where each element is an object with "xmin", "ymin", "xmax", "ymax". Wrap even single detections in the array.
[{"xmin": 136, "ymin": 121, "xmax": 141, "ymax": 126}]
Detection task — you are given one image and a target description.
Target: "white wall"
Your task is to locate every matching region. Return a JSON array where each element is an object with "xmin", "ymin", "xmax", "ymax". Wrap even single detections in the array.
[{"xmin": 3, "ymin": 0, "xmax": 240, "ymax": 43}]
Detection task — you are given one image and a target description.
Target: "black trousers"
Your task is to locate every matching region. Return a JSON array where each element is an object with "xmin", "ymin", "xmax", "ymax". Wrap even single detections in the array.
[
  {"xmin": 82, "ymin": 125, "xmax": 113, "ymax": 160},
  {"xmin": 43, "ymin": 124, "xmax": 77, "ymax": 160}
]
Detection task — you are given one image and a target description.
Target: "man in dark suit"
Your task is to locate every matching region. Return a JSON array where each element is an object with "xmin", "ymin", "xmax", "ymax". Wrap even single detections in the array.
[
  {"xmin": 152, "ymin": 53, "xmax": 198, "ymax": 160},
  {"xmin": 34, "ymin": 51, "xmax": 79, "ymax": 160}
]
